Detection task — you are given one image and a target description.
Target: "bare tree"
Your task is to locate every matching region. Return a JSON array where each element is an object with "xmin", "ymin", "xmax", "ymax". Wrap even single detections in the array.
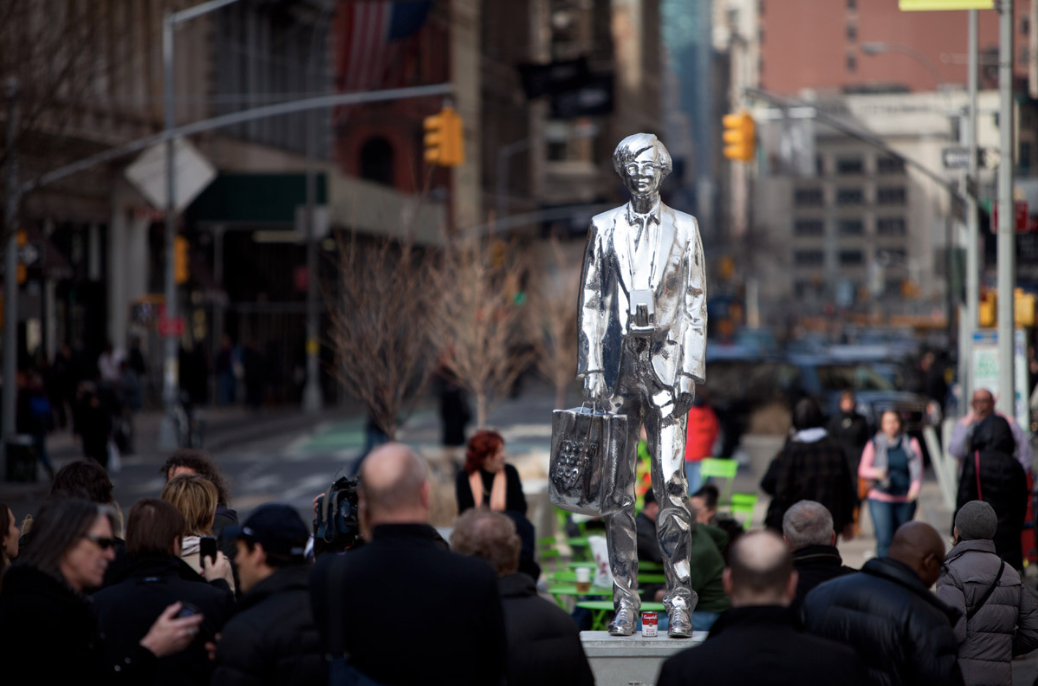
[
  {"xmin": 529, "ymin": 237, "xmax": 580, "ymax": 409},
  {"xmin": 328, "ymin": 232, "xmax": 437, "ymax": 440},
  {"xmin": 430, "ymin": 235, "xmax": 534, "ymax": 428}
]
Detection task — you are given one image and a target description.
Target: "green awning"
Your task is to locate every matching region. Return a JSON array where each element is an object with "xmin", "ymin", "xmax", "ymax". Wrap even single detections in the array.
[{"xmin": 186, "ymin": 173, "xmax": 328, "ymax": 224}]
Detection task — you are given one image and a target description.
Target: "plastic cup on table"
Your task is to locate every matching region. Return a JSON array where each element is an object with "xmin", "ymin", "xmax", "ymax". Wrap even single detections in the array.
[{"xmin": 575, "ymin": 566, "xmax": 592, "ymax": 593}]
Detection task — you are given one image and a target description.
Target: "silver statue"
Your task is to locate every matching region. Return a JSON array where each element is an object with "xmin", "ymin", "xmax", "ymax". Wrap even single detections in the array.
[{"xmin": 578, "ymin": 133, "xmax": 707, "ymax": 637}]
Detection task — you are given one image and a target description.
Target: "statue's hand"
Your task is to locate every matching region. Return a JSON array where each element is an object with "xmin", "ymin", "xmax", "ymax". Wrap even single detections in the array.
[
  {"xmin": 583, "ymin": 372, "xmax": 607, "ymax": 404},
  {"xmin": 674, "ymin": 376, "xmax": 696, "ymax": 415}
]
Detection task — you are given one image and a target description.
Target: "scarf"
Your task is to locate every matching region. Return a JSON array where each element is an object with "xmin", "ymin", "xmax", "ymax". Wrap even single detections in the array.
[
  {"xmin": 469, "ymin": 469, "xmax": 507, "ymax": 511},
  {"xmin": 871, "ymin": 432, "xmax": 922, "ymax": 485}
]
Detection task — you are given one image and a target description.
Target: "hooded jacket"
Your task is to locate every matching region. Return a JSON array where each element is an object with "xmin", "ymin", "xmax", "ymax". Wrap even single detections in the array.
[
  {"xmin": 954, "ymin": 415, "xmax": 1028, "ymax": 570},
  {"xmin": 801, "ymin": 557, "xmax": 964, "ymax": 686},
  {"xmin": 935, "ymin": 539, "xmax": 1038, "ymax": 686}
]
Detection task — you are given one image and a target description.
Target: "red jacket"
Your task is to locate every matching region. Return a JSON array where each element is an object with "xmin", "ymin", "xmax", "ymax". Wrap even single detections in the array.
[{"xmin": 685, "ymin": 405, "xmax": 719, "ymax": 462}]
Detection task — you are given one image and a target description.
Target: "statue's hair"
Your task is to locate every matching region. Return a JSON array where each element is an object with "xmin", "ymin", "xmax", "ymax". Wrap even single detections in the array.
[{"xmin": 612, "ymin": 133, "xmax": 672, "ymax": 178}]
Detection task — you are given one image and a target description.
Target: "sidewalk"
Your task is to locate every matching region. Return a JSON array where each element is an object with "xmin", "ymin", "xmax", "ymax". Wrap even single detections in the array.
[{"xmin": 0, "ymin": 404, "xmax": 343, "ymax": 503}]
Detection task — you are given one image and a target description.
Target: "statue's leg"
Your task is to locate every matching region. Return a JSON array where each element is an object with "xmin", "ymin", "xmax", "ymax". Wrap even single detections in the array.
[
  {"xmin": 604, "ymin": 390, "xmax": 641, "ymax": 634},
  {"xmin": 649, "ymin": 407, "xmax": 696, "ymax": 622}
]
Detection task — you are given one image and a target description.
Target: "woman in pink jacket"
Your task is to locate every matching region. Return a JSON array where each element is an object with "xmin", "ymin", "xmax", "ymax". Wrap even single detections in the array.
[{"xmin": 859, "ymin": 410, "xmax": 923, "ymax": 558}]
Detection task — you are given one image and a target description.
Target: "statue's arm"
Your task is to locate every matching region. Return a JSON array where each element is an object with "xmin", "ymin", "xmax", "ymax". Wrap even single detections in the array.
[
  {"xmin": 577, "ymin": 221, "xmax": 604, "ymax": 379},
  {"xmin": 679, "ymin": 219, "xmax": 707, "ymax": 385}
]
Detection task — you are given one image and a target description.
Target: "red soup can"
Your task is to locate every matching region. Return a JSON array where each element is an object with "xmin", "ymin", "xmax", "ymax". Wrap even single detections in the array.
[{"xmin": 641, "ymin": 612, "xmax": 658, "ymax": 637}]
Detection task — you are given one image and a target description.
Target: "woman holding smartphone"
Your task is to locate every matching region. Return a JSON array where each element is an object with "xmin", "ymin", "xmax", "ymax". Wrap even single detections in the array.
[
  {"xmin": 0, "ymin": 498, "xmax": 201, "ymax": 682},
  {"xmin": 859, "ymin": 410, "xmax": 924, "ymax": 558},
  {"xmin": 161, "ymin": 474, "xmax": 235, "ymax": 591}
]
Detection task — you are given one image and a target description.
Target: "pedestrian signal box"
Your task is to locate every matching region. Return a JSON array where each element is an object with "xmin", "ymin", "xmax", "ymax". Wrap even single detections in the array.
[
  {"xmin": 174, "ymin": 236, "xmax": 189, "ymax": 284},
  {"xmin": 722, "ymin": 110, "xmax": 756, "ymax": 162},
  {"xmin": 423, "ymin": 106, "xmax": 464, "ymax": 167}
]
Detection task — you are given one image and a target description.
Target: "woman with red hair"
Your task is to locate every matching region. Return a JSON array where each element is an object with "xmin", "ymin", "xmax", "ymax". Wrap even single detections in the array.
[{"xmin": 455, "ymin": 430, "xmax": 527, "ymax": 514}]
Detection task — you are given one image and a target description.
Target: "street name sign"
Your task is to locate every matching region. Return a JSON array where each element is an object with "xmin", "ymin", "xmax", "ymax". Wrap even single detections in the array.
[{"xmin": 900, "ymin": 0, "xmax": 994, "ymax": 9}]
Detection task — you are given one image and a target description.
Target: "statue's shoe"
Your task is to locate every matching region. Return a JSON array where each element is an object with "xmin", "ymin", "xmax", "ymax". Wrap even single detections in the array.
[
  {"xmin": 607, "ymin": 603, "xmax": 638, "ymax": 636},
  {"xmin": 667, "ymin": 608, "xmax": 693, "ymax": 638}
]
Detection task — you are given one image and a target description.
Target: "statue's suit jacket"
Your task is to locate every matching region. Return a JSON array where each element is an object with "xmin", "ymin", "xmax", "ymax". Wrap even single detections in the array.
[{"xmin": 577, "ymin": 202, "xmax": 707, "ymax": 397}]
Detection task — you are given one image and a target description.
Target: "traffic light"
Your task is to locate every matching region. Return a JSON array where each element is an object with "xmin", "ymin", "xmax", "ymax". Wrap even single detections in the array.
[
  {"xmin": 174, "ymin": 236, "xmax": 189, "ymax": 284},
  {"xmin": 1015, "ymin": 288, "xmax": 1036, "ymax": 327},
  {"xmin": 722, "ymin": 110, "xmax": 756, "ymax": 162},
  {"xmin": 423, "ymin": 106, "xmax": 464, "ymax": 167},
  {"xmin": 16, "ymin": 230, "xmax": 27, "ymax": 285},
  {"xmin": 980, "ymin": 290, "xmax": 996, "ymax": 327}
]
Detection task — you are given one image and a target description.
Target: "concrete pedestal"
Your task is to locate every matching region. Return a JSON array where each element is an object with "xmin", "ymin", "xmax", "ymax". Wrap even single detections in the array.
[{"xmin": 580, "ymin": 631, "xmax": 707, "ymax": 686}]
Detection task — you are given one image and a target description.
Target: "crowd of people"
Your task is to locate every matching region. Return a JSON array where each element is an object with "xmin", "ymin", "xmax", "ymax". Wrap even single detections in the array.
[{"xmin": 3, "ymin": 397, "xmax": 1038, "ymax": 685}]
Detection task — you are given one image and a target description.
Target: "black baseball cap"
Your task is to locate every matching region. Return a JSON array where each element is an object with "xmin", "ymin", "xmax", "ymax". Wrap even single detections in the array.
[{"xmin": 224, "ymin": 503, "xmax": 308, "ymax": 558}]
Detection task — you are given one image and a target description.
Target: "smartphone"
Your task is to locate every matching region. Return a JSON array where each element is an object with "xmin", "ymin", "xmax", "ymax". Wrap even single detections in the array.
[
  {"xmin": 176, "ymin": 601, "xmax": 202, "ymax": 619},
  {"xmin": 199, "ymin": 536, "xmax": 218, "ymax": 565}
]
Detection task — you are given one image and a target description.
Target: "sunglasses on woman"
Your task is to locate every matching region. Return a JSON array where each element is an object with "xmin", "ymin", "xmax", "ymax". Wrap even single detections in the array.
[{"xmin": 82, "ymin": 533, "xmax": 118, "ymax": 550}]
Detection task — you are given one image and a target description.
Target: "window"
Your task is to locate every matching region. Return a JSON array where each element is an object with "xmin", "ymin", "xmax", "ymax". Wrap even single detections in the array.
[
  {"xmin": 877, "ymin": 248, "xmax": 907, "ymax": 264},
  {"xmin": 876, "ymin": 217, "xmax": 907, "ymax": 236},
  {"xmin": 839, "ymin": 250, "xmax": 864, "ymax": 265},
  {"xmin": 877, "ymin": 186, "xmax": 906, "ymax": 205},
  {"xmin": 816, "ymin": 155, "xmax": 825, "ymax": 175},
  {"xmin": 795, "ymin": 281, "xmax": 820, "ymax": 298},
  {"xmin": 847, "ymin": 0, "xmax": 857, "ymax": 9},
  {"xmin": 837, "ymin": 156, "xmax": 863, "ymax": 175},
  {"xmin": 836, "ymin": 188, "xmax": 864, "ymax": 206},
  {"xmin": 839, "ymin": 219, "xmax": 864, "ymax": 235},
  {"xmin": 794, "ymin": 250, "xmax": 825, "ymax": 267},
  {"xmin": 1022, "ymin": 16, "xmax": 1030, "ymax": 35},
  {"xmin": 794, "ymin": 188, "xmax": 824, "ymax": 207},
  {"xmin": 846, "ymin": 53, "xmax": 857, "ymax": 72},
  {"xmin": 794, "ymin": 219, "xmax": 825, "ymax": 236},
  {"xmin": 846, "ymin": 23, "xmax": 857, "ymax": 42},
  {"xmin": 359, "ymin": 137, "xmax": 395, "ymax": 186},
  {"xmin": 877, "ymin": 156, "xmax": 905, "ymax": 174},
  {"xmin": 547, "ymin": 141, "xmax": 568, "ymax": 161}
]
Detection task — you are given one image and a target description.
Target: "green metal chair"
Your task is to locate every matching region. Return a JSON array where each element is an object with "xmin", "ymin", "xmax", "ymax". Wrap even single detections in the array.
[
  {"xmin": 730, "ymin": 492, "xmax": 759, "ymax": 530},
  {"xmin": 699, "ymin": 457, "xmax": 738, "ymax": 504}
]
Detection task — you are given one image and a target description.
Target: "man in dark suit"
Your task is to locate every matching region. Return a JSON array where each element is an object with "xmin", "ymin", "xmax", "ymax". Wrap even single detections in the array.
[
  {"xmin": 311, "ymin": 443, "xmax": 507, "ymax": 686},
  {"xmin": 782, "ymin": 500, "xmax": 855, "ymax": 612},
  {"xmin": 657, "ymin": 531, "xmax": 867, "ymax": 686}
]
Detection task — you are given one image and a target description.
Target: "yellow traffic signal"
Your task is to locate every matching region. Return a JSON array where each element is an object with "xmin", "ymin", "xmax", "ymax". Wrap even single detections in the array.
[
  {"xmin": 722, "ymin": 110, "xmax": 756, "ymax": 162},
  {"xmin": 1015, "ymin": 288, "xmax": 1035, "ymax": 327},
  {"xmin": 980, "ymin": 291, "xmax": 996, "ymax": 327},
  {"xmin": 174, "ymin": 236, "xmax": 189, "ymax": 284},
  {"xmin": 423, "ymin": 106, "xmax": 464, "ymax": 167}
]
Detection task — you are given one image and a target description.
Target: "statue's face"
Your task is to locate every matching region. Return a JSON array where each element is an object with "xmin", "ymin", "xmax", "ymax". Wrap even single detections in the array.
[{"xmin": 621, "ymin": 146, "xmax": 665, "ymax": 198}]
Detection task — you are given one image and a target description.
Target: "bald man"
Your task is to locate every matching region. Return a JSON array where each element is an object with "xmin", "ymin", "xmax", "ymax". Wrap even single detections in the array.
[
  {"xmin": 657, "ymin": 531, "xmax": 866, "ymax": 686},
  {"xmin": 310, "ymin": 444, "xmax": 507, "ymax": 686},
  {"xmin": 802, "ymin": 522, "xmax": 964, "ymax": 686}
]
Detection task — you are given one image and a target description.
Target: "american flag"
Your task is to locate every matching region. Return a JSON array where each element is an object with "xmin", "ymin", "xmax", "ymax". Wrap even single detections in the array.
[{"xmin": 335, "ymin": 0, "xmax": 433, "ymax": 93}]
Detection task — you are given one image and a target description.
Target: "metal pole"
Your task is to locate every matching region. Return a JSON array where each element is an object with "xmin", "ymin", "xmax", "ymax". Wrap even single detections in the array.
[
  {"xmin": 996, "ymin": 0, "xmax": 1015, "ymax": 416},
  {"xmin": 964, "ymin": 9, "xmax": 979, "ymax": 404},
  {"xmin": 495, "ymin": 139, "xmax": 530, "ymax": 225},
  {"xmin": 301, "ymin": 25, "xmax": 323, "ymax": 413},
  {"xmin": 2, "ymin": 79, "xmax": 19, "ymax": 444},
  {"xmin": 158, "ymin": 13, "xmax": 179, "ymax": 449}
]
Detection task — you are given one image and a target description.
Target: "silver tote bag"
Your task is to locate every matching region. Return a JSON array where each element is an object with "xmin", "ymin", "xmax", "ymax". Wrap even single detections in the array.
[{"xmin": 549, "ymin": 405, "xmax": 629, "ymax": 517}]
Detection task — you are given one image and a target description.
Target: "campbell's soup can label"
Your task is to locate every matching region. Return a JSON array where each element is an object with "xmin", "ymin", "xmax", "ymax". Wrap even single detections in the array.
[{"xmin": 641, "ymin": 612, "xmax": 658, "ymax": 637}]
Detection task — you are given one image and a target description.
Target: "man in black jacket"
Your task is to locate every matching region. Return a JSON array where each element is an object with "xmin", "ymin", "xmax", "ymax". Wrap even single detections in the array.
[
  {"xmin": 657, "ymin": 530, "xmax": 866, "ymax": 686},
  {"xmin": 450, "ymin": 508, "xmax": 594, "ymax": 686},
  {"xmin": 782, "ymin": 500, "xmax": 854, "ymax": 611},
  {"xmin": 212, "ymin": 503, "xmax": 325, "ymax": 686},
  {"xmin": 827, "ymin": 390, "xmax": 871, "ymax": 484},
  {"xmin": 801, "ymin": 521, "xmax": 964, "ymax": 686},
  {"xmin": 311, "ymin": 443, "xmax": 507, "ymax": 686},
  {"xmin": 93, "ymin": 499, "xmax": 236, "ymax": 686}
]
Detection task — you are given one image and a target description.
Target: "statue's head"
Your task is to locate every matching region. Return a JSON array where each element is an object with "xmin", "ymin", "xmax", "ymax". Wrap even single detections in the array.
[{"xmin": 613, "ymin": 133, "xmax": 671, "ymax": 199}]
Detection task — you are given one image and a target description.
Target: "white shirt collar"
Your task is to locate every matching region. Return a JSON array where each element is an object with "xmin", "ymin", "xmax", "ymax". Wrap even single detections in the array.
[{"xmin": 625, "ymin": 199, "xmax": 662, "ymax": 226}]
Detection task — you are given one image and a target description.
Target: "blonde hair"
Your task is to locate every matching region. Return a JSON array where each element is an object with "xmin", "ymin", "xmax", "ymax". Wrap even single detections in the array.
[{"xmin": 160, "ymin": 474, "xmax": 218, "ymax": 536}]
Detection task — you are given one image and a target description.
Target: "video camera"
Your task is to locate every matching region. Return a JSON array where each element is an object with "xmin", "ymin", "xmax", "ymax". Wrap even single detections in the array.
[{"xmin": 314, "ymin": 475, "xmax": 363, "ymax": 553}]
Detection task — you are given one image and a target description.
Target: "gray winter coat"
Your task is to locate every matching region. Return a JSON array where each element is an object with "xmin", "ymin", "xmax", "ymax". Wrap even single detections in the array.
[{"xmin": 935, "ymin": 539, "xmax": 1038, "ymax": 686}]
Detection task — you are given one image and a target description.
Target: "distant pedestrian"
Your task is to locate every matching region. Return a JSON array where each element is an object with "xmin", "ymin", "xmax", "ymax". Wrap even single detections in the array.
[
  {"xmin": 782, "ymin": 500, "xmax": 854, "ymax": 612},
  {"xmin": 657, "ymin": 531, "xmax": 867, "ymax": 686},
  {"xmin": 450, "ymin": 509, "xmax": 594, "ymax": 686},
  {"xmin": 214, "ymin": 335, "xmax": 237, "ymax": 406},
  {"xmin": 859, "ymin": 410, "xmax": 924, "ymax": 558},
  {"xmin": 98, "ymin": 341, "xmax": 124, "ymax": 384},
  {"xmin": 311, "ymin": 443, "xmax": 507, "ymax": 686},
  {"xmin": 76, "ymin": 382, "xmax": 113, "ymax": 468},
  {"xmin": 160, "ymin": 474, "xmax": 235, "ymax": 592},
  {"xmin": 802, "ymin": 521, "xmax": 964, "ymax": 686},
  {"xmin": 127, "ymin": 336, "xmax": 147, "ymax": 410},
  {"xmin": 949, "ymin": 389, "xmax": 1032, "ymax": 473},
  {"xmin": 0, "ymin": 499, "xmax": 202, "ymax": 684},
  {"xmin": 212, "ymin": 504, "xmax": 325, "ymax": 686},
  {"xmin": 684, "ymin": 389, "xmax": 720, "ymax": 494},
  {"xmin": 689, "ymin": 484, "xmax": 743, "ymax": 560},
  {"xmin": 936, "ymin": 501, "xmax": 1038, "ymax": 686},
  {"xmin": 16, "ymin": 371, "xmax": 55, "ymax": 480},
  {"xmin": 51, "ymin": 343, "xmax": 77, "ymax": 429},
  {"xmin": 438, "ymin": 372, "xmax": 471, "ymax": 450},
  {"xmin": 762, "ymin": 399, "xmax": 855, "ymax": 537},
  {"xmin": 93, "ymin": 499, "xmax": 235, "ymax": 686},
  {"xmin": 827, "ymin": 390, "xmax": 870, "ymax": 488},
  {"xmin": 953, "ymin": 413, "xmax": 1029, "ymax": 570}
]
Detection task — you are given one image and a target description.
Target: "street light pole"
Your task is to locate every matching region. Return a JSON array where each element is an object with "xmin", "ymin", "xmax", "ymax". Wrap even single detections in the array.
[
  {"xmin": 964, "ymin": 9, "xmax": 980, "ymax": 403},
  {"xmin": 159, "ymin": 0, "xmax": 244, "ymax": 450},
  {"xmin": 2, "ymin": 79, "xmax": 19, "ymax": 445},
  {"xmin": 860, "ymin": 42, "xmax": 945, "ymax": 87},
  {"xmin": 996, "ymin": 0, "xmax": 1015, "ymax": 416}
]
